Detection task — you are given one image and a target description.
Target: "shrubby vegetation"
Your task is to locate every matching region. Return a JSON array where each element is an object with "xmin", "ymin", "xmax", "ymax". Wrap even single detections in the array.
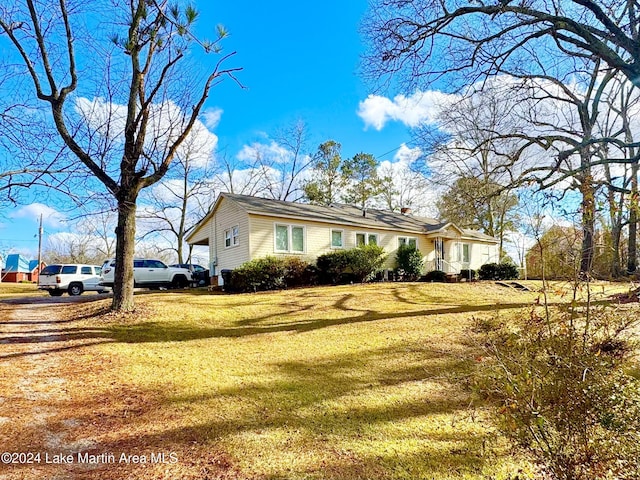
[
  {"xmin": 478, "ymin": 292, "xmax": 640, "ymax": 479},
  {"xmin": 423, "ymin": 270, "xmax": 447, "ymax": 282},
  {"xmin": 458, "ymin": 269, "xmax": 477, "ymax": 281},
  {"xmin": 226, "ymin": 245, "xmax": 387, "ymax": 292},
  {"xmin": 395, "ymin": 244, "xmax": 424, "ymax": 280},
  {"xmin": 478, "ymin": 262, "xmax": 519, "ymax": 280},
  {"xmin": 227, "ymin": 257, "xmax": 316, "ymax": 293},
  {"xmin": 317, "ymin": 244, "xmax": 387, "ymax": 284}
]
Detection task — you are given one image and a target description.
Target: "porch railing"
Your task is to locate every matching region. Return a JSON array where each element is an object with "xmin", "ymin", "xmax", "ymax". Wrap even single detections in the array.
[{"xmin": 426, "ymin": 259, "xmax": 464, "ymax": 274}]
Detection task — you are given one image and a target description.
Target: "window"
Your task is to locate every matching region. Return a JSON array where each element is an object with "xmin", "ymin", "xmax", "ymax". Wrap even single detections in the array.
[
  {"xmin": 41, "ymin": 265, "xmax": 62, "ymax": 275},
  {"xmin": 61, "ymin": 266, "xmax": 77, "ymax": 274},
  {"xmin": 356, "ymin": 232, "xmax": 378, "ymax": 246},
  {"xmin": 225, "ymin": 225, "xmax": 240, "ymax": 248},
  {"xmin": 146, "ymin": 260, "xmax": 167, "ymax": 269},
  {"xmin": 81, "ymin": 266, "xmax": 92, "ymax": 275},
  {"xmin": 456, "ymin": 243, "xmax": 471, "ymax": 263},
  {"xmin": 331, "ymin": 229, "xmax": 344, "ymax": 248},
  {"xmin": 398, "ymin": 237, "xmax": 417, "ymax": 249},
  {"xmin": 275, "ymin": 224, "xmax": 305, "ymax": 253}
]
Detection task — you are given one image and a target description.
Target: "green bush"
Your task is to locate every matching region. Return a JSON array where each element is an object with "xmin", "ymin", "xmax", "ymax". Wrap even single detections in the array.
[
  {"xmin": 316, "ymin": 245, "xmax": 388, "ymax": 284},
  {"xmin": 283, "ymin": 257, "xmax": 318, "ymax": 287},
  {"xmin": 316, "ymin": 250, "xmax": 352, "ymax": 284},
  {"xmin": 228, "ymin": 256, "xmax": 315, "ymax": 292},
  {"xmin": 348, "ymin": 244, "xmax": 388, "ymax": 282},
  {"xmin": 478, "ymin": 262, "xmax": 519, "ymax": 280},
  {"xmin": 459, "ymin": 269, "xmax": 477, "ymax": 281},
  {"xmin": 422, "ymin": 270, "xmax": 447, "ymax": 282},
  {"xmin": 395, "ymin": 244, "xmax": 424, "ymax": 280}
]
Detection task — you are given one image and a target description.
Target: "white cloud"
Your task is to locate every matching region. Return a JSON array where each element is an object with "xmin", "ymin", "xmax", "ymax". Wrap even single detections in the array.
[
  {"xmin": 75, "ymin": 97, "xmax": 218, "ymax": 170},
  {"xmin": 357, "ymin": 90, "xmax": 459, "ymax": 130},
  {"xmin": 237, "ymin": 141, "xmax": 293, "ymax": 165},
  {"xmin": 375, "ymin": 144, "xmax": 439, "ymax": 217},
  {"xmin": 393, "ymin": 144, "xmax": 423, "ymax": 164},
  {"xmin": 10, "ymin": 203, "xmax": 66, "ymax": 228},
  {"xmin": 203, "ymin": 107, "xmax": 223, "ymax": 129}
]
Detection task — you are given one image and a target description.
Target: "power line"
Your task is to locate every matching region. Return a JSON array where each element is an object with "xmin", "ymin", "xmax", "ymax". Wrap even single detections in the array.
[{"xmin": 375, "ymin": 145, "xmax": 404, "ymax": 161}]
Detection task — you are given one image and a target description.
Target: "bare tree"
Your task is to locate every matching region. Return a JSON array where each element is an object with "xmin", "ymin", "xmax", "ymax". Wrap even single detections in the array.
[
  {"xmin": 44, "ymin": 211, "xmax": 116, "ymax": 265},
  {"xmin": 1, "ymin": 1, "xmax": 240, "ymax": 311},
  {"xmin": 223, "ymin": 120, "xmax": 314, "ymax": 201},
  {"xmin": 138, "ymin": 133, "xmax": 216, "ymax": 264},
  {"xmin": 0, "ymin": 73, "xmax": 76, "ymax": 207},
  {"xmin": 597, "ymin": 75, "xmax": 640, "ymax": 275},
  {"xmin": 377, "ymin": 157, "xmax": 433, "ymax": 214},
  {"xmin": 364, "ymin": 1, "xmax": 640, "ymax": 91},
  {"xmin": 364, "ymin": 0, "xmax": 640, "ymax": 275}
]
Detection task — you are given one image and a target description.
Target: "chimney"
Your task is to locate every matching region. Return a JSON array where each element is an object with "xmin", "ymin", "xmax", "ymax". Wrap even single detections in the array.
[
  {"xmin": 400, "ymin": 207, "xmax": 412, "ymax": 215},
  {"xmin": 362, "ymin": 208, "xmax": 367, "ymax": 217}
]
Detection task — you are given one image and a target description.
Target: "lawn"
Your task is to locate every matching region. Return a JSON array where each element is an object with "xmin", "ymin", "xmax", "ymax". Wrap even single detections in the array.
[
  {"xmin": 0, "ymin": 282, "xmax": 43, "ymax": 298},
  {"xmin": 0, "ymin": 281, "xmax": 631, "ymax": 479}
]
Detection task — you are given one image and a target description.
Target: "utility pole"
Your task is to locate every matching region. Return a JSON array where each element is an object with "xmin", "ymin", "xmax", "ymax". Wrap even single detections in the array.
[{"xmin": 37, "ymin": 214, "xmax": 43, "ymax": 276}]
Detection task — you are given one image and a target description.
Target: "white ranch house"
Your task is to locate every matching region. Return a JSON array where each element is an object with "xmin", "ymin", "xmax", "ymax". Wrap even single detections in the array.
[{"xmin": 186, "ymin": 193, "xmax": 500, "ymax": 285}]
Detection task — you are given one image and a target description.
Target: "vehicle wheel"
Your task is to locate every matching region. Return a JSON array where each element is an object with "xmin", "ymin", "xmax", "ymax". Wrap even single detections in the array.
[
  {"xmin": 68, "ymin": 283, "xmax": 84, "ymax": 296},
  {"xmin": 48, "ymin": 290, "xmax": 64, "ymax": 297},
  {"xmin": 172, "ymin": 275, "xmax": 187, "ymax": 289}
]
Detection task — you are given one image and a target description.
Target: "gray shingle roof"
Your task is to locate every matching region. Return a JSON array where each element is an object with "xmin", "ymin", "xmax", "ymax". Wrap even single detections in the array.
[{"xmin": 223, "ymin": 193, "xmax": 494, "ymax": 241}]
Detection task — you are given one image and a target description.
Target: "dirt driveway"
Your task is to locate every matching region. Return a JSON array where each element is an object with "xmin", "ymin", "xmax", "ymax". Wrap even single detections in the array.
[
  {"xmin": 0, "ymin": 295, "xmax": 110, "ymax": 480},
  {"xmin": 0, "ymin": 294, "xmax": 234, "ymax": 480}
]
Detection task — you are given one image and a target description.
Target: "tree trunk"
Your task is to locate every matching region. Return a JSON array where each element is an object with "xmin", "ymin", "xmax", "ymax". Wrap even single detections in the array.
[
  {"xmin": 580, "ymin": 173, "xmax": 596, "ymax": 275},
  {"xmin": 611, "ymin": 223, "xmax": 623, "ymax": 278},
  {"xmin": 112, "ymin": 194, "xmax": 138, "ymax": 312},
  {"xmin": 177, "ymin": 232, "xmax": 184, "ymax": 265},
  {"xmin": 628, "ymin": 164, "xmax": 638, "ymax": 273}
]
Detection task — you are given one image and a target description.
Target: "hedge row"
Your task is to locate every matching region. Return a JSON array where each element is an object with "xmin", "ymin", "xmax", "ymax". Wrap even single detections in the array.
[
  {"xmin": 224, "ymin": 253, "xmax": 519, "ymax": 293},
  {"xmin": 225, "ymin": 245, "xmax": 388, "ymax": 293}
]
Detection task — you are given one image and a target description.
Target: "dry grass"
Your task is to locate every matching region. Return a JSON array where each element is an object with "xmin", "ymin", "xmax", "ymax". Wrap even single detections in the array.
[
  {"xmin": 0, "ymin": 282, "xmax": 43, "ymax": 298},
  {"xmin": 0, "ymin": 281, "xmax": 633, "ymax": 479}
]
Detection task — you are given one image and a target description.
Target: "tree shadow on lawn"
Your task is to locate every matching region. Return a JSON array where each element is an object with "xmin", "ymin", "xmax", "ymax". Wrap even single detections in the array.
[
  {"xmin": 8, "ymin": 341, "xmax": 489, "ymax": 479},
  {"xmin": 1, "ymin": 300, "xmax": 538, "ymax": 349},
  {"xmin": 152, "ymin": 343, "xmax": 492, "ymax": 478}
]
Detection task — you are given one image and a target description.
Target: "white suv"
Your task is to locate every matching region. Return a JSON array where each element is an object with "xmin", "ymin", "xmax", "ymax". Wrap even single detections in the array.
[
  {"xmin": 100, "ymin": 259, "xmax": 193, "ymax": 289},
  {"xmin": 38, "ymin": 264, "xmax": 108, "ymax": 296}
]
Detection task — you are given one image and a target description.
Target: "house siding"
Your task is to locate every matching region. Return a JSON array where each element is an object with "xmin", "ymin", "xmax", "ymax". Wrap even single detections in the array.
[
  {"xmin": 186, "ymin": 194, "xmax": 501, "ymax": 281},
  {"xmin": 248, "ymin": 214, "xmax": 439, "ymax": 271},
  {"xmin": 209, "ymin": 197, "xmax": 251, "ymax": 274}
]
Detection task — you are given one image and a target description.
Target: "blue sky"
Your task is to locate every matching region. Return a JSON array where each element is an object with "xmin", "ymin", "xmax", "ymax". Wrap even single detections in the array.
[
  {"xmin": 205, "ymin": 0, "xmax": 412, "ymax": 158},
  {"xmin": 1, "ymin": 0, "xmax": 423, "ymax": 261}
]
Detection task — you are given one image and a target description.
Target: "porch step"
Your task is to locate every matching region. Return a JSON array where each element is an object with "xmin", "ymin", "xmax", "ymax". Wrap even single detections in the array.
[{"xmin": 495, "ymin": 281, "xmax": 532, "ymax": 291}]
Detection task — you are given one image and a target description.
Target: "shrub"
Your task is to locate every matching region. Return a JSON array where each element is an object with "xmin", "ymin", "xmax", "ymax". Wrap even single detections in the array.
[
  {"xmin": 395, "ymin": 244, "xmax": 424, "ymax": 280},
  {"xmin": 478, "ymin": 295, "xmax": 640, "ymax": 479},
  {"xmin": 316, "ymin": 250, "xmax": 352, "ymax": 284},
  {"xmin": 478, "ymin": 262, "xmax": 519, "ymax": 280},
  {"xmin": 316, "ymin": 245, "xmax": 388, "ymax": 284},
  {"xmin": 348, "ymin": 244, "xmax": 388, "ymax": 282},
  {"xmin": 227, "ymin": 256, "xmax": 315, "ymax": 292},
  {"xmin": 422, "ymin": 270, "xmax": 447, "ymax": 282},
  {"xmin": 283, "ymin": 257, "xmax": 318, "ymax": 287},
  {"xmin": 459, "ymin": 269, "xmax": 477, "ymax": 281}
]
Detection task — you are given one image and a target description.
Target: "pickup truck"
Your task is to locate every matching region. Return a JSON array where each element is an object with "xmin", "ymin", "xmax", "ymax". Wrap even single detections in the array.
[
  {"xmin": 100, "ymin": 259, "xmax": 193, "ymax": 289},
  {"xmin": 38, "ymin": 264, "xmax": 108, "ymax": 296}
]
